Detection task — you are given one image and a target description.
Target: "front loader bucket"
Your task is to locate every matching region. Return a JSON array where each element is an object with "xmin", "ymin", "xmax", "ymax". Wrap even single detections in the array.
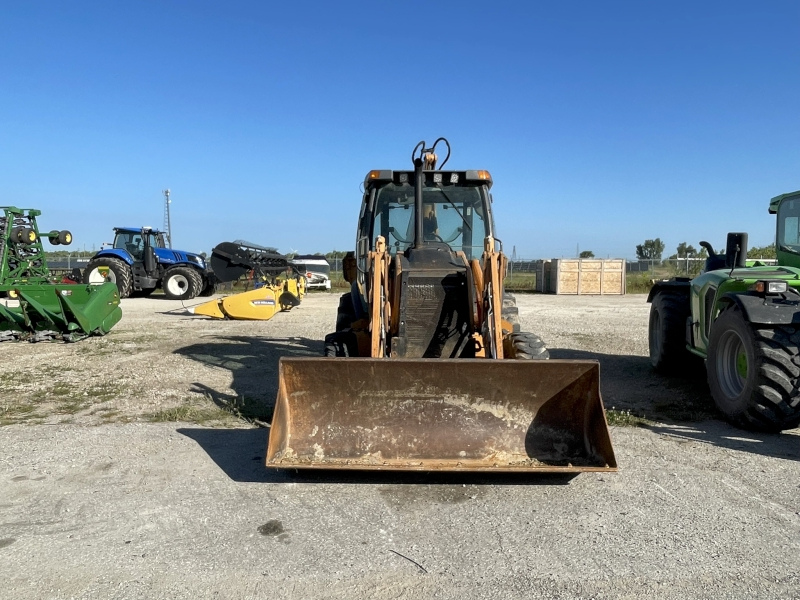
[
  {"xmin": 0, "ymin": 282, "xmax": 121, "ymax": 341},
  {"xmin": 267, "ymin": 358, "xmax": 616, "ymax": 473}
]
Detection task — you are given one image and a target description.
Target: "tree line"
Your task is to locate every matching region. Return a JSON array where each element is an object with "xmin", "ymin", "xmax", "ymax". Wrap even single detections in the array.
[{"xmin": 635, "ymin": 238, "xmax": 776, "ymax": 261}]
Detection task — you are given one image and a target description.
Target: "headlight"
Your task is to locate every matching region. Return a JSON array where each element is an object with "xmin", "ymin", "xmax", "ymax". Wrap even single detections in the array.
[{"xmin": 752, "ymin": 280, "xmax": 788, "ymax": 294}]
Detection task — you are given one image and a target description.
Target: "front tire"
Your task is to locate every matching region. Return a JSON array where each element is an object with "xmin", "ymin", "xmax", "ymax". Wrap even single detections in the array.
[
  {"xmin": 707, "ymin": 305, "xmax": 800, "ymax": 432},
  {"xmin": 84, "ymin": 257, "xmax": 133, "ymax": 298},
  {"xmin": 649, "ymin": 291, "xmax": 692, "ymax": 373},
  {"xmin": 163, "ymin": 267, "xmax": 201, "ymax": 300}
]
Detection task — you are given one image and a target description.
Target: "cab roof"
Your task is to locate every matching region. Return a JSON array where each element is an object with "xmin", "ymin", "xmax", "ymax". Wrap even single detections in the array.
[
  {"xmin": 364, "ymin": 170, "xmax": 493, "ymax": 189},
  {"xmin": 769, "ymin": 190, "xmax": 800, "ymax": 214},
  {"xmin": 114, "ymin": 227, "xmax": 164, "ymax": 234}
]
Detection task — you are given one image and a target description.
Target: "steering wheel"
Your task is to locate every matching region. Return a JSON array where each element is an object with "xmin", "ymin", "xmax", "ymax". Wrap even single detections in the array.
[
  {"xmin": 389, "ymin": 227, "xmax": 412, "ymax": 244},
  {"xmin": 424, "ymin": 233, "xmax": 445, "ymax": 243}
]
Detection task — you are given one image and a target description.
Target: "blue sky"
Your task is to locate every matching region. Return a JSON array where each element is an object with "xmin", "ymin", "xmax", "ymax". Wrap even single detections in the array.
[{"xmin": 1, "ymin": 1, "xmax": 798, "ymax": 259}]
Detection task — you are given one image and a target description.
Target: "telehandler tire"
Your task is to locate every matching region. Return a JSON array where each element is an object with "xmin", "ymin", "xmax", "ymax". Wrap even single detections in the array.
[
  {"xmin": 649, "ymin": 291, "xmax": 692, "ymax": 373},
  {"xmin": 84, "ymin": 257, "xmax": 132, "ymax": 298},
  {"xmin": 707, "ymin": 304, "xmax": 800, "ymax": 432},
  {"xmin": 163, "ymin": 267, "xmax": 200, "ymax": 300}
]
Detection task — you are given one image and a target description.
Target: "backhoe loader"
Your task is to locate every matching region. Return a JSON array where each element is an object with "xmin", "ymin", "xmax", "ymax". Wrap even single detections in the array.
[{"xmin": 267, "ymin": 139, "xmax": 616, "ymax": 472}]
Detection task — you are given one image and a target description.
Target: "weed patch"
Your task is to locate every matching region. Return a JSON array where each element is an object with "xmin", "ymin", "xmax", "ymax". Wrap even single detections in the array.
[{"xmin": 606, "ymin": 408, "xmax": 650, "ymax": 427}]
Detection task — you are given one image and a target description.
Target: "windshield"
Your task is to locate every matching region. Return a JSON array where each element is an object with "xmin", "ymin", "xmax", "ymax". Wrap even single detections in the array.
[
  {"xmin": 371, "ymin": 182, "xmax": 489, "ymax": 259},
  {"xmin": 113, "ymin": 231, "xmax": 159, "ymax": 259},
  {"xmin": 293, "ymin": 261, "xmax": 330, "ymax": 276},
  {"xmin": 778, "ymin": 198, "xmax": 800, "ymax": 252}
]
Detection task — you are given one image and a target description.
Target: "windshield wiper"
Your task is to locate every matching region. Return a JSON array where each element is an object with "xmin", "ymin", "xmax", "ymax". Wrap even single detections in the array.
[{"xmin": 437, "ymin": 187, "xmax": 473, "ymax": 233}]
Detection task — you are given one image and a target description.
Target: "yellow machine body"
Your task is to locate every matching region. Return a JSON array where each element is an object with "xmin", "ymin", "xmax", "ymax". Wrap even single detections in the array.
[
  {"xmin": 189, "ymin": 276, "xmax": 304, "ymax": 322},
  {"xmin": 267, "ymin": 141, "xmax": 616, "ymax": 473}
]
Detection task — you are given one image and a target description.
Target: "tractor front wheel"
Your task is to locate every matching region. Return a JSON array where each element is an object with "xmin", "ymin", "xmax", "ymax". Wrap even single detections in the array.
[
  {"xmin": 163, "ymin": 267, "xmax": 201, "ymax": 300},
  {"xmin": 707, "ymin": 305, "xmax": 800, "ymax": 432},
  {"xmin": 84, "ymin": 257, "xmax": 133, "ymax": 298}
]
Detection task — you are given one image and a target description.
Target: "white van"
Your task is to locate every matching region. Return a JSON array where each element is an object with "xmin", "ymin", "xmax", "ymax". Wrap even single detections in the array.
[{"xmin": 291, "ymin": 256, "xmax": 331, "ymax": 290}]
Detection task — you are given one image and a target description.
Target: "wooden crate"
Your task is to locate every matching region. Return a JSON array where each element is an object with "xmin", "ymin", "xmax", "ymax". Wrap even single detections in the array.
[{"xmin": 535, "ymin": 259, "xmax": 626, "ymax": 295}]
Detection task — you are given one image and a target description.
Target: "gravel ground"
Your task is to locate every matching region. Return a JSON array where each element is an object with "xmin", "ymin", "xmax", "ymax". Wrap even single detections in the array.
[{"xmin": 1, "ymin": 292, "xmax": 799, "ymax": 599}]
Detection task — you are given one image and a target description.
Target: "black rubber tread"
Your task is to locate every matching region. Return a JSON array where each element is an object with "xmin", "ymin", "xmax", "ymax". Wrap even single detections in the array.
[
  {"xmin": 83, "ymin": 257, "xmax": 133, "ymax": 298},
  {"xmin": 186, "ymin": 269, "xmax": 204, "ymax": 300},
  {"xmin": 707, "ymin": 305, "xmax": 800, "ymax": 432},
  {"xmin": 163, "ymin": 266, "xmax": 201, "ymax": 300},
  {"xmin": 649, "ymin": 291, "xmax": 692, "ymax": 373},
  {"xmin": 198, "ymin": 278, "xmax": 216, "ymax": 297},
  {"xmin": 504, "ymin": 331, "xmax": 550, "ymax": 360},
  {"xmin": 335, "ymin": 292, "xmax": 356, "ymax": 332},
  {"xmin": 324, "ymin": 331, "xmax": 359, "ymax": 357},
  {"xmin": 500, "ymin": 292, "xmax": 521, "ymax": 331}
]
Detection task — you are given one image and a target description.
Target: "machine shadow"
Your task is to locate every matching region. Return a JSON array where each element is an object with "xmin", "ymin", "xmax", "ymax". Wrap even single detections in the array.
[
  {"xmin": 174, "ymin": 334, "xmax": 322, "ymax": 418},
  {"xmin": 177, "ymin": 427, "xmax": 577, "ymax": 485},
  {"xmin": 175, "ymin": 336, "xmax": 577, "ymax": 485},
  {"xmin": 551, "ymin": 347, "xmax": 800, "ymax": 462}
]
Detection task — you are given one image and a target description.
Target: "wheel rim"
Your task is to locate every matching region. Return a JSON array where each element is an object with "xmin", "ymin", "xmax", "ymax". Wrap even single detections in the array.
[
  {"xmin": 166, "ymin": 274, "xmax": 189, "ymax": 296},
  {"xmin": 716, "ymin": 329, "xmax": 748, "ymax": 398},
  {"xmin": 88, "ymin": 267, "xmax": 115, "ymax": 285}
]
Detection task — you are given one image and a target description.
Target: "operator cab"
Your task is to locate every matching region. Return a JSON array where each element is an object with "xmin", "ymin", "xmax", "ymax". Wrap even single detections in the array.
[
  {"xmin": 359, "ymin": 170, "xmax": 495, "ymax": 263},
  {"xmin": 112, "ymin": 228, "xmax": 166, "ymax": 261}
]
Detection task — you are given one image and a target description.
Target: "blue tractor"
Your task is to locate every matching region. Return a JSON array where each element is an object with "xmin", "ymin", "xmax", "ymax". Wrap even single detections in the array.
[{"xmin": 83, "ymin": 227, "xmax": 214, "ymax": 299}]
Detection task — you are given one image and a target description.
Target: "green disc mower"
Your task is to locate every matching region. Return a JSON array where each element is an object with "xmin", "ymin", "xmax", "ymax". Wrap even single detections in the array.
[{"xmin": 0, "ymin": 207, "xmax": 122, "ymax": 342}]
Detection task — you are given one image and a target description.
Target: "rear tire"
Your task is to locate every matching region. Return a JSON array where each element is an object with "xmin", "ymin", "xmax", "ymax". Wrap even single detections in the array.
[
  {"xmin": 504, "ymin": 332, "xmax": 549, "ymax": 360},
  {"xmin": 707, "ymin": 305, "xmax": 800, "ymax": 432},
  {"xmin": 84, "ymin": 257, "xmax": 133, "ymax": 298},
  {"xmin": 501, "ymin": 292, "xmax": 521, "ymax": 332},
  {"xmin": 335, "ymin": 292, "xmax": 356, "ymax": 331},
  {"xmin": 163, "ymin": 267, "xmax": 200, "ymax": 300},
  {"xmin": 649, "ymin": 291, "xmax": 692, "ymax": 373},
  {"xmin": 324, "ymin": 331, "xmax": 359, "ymax": 357}
]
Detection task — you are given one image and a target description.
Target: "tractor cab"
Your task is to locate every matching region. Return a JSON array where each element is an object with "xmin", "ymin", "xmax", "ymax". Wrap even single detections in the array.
[
  {"xmin": 770, "ymin": 190, "xmax": 800, "ymax": 269},
  {"xmin": 112, "ymin": 227, "xmax": 166, "ymax": 261}
]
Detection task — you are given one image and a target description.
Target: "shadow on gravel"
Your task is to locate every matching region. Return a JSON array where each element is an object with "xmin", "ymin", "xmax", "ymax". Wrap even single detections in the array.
[
  {"xmin": 174, "ymin": 335, "xmax": 323, "ymax": 418},
  {"xmin": 177, "ymin": 427, "xmax": 578, "ymax": 485},
  {"xmin": 553, "ymin": 348, "xmax": 800, "ymax": 461},
  {"xmin": 643, "ymin": 421, "xmax": 800, "ymax": 462},
  {"xmin": 550, "ymin": 347, "xmax": 716, "ymax": 423}
]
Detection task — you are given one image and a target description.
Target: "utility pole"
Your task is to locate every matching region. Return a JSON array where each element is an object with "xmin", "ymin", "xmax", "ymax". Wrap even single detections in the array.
[{"xmin": 163, "ymin": 189, "xmax": 172, "ymax": 248}]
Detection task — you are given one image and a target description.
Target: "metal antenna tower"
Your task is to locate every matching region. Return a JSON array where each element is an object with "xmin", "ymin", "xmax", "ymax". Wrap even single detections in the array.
[{"xmin": 163, "ymin": 189, "xmax": 172, "ymax": 248}]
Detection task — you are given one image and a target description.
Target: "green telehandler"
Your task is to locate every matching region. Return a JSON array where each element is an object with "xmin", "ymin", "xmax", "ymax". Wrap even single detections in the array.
[
  {"xmin": 0, "ymin": 207, "xmax": 122, "ymax": 342},
  {"xmin": 648, "ymin": 190, "xmax": 800, "ymax": 432}
]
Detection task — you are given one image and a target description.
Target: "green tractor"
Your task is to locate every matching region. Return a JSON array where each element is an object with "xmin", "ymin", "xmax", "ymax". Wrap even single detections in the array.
[
  {"xmin": 648, "ymin": 190, "xmax": 800, "ymax": 432},
  {"xmin": 0, "ymin": 207, "xmax": 122, "ymax": 342}
]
